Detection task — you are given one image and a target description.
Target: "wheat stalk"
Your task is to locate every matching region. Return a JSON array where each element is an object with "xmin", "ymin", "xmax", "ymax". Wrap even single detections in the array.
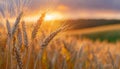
[
  {"xmin": 62, "ymin": 56, "xmax": 68, "ymax": 69},
  {"xmin": 7, "ymin": 12, "xmax": 23, "ymax": 69},
  {"xmin": 26, "ymin": 12, "xmax": 46, "ymax": 69},
  {"xmin": 108, "ymin": 51, "xmax": 115, "ymax": 68},
  {"xmin": 5, "ymin": 20, "xmax": 11, "ymax": 69},
  {"xmin": 5, "ymin": 19, "xmax": 13, "ymax": 69},
  {"xmin": 92, "ymin": 51, "xmax": 99, "ymax": 69}
]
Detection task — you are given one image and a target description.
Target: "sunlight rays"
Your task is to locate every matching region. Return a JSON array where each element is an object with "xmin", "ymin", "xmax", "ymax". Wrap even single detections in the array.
[{"xmin": 44, "ymin": 12, "xmax": 63, "ymax": 21}]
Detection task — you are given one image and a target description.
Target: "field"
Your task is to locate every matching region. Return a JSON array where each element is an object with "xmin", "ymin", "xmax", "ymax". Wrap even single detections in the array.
[
  {"xmin": 66, "ymin": 23, "xmax": 120, "ymax": 42},
  {"xmin": 0, "ymin": 13, "xmax": 120, "ymax": 69},
  {"xmin": 0, "ymin": 1, "xmax": 120, "ymax": 69}
]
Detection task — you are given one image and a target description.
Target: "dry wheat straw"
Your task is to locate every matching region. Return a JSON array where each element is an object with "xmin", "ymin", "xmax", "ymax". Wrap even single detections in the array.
[
  {"xmin": 108, "ymin": 51, "xmax": 115, "ymax": 68},
  {"xmin": 62, "ymin": 56, "xmax": 68, "ymax": 69},
  {"xmin": 5, "ymin": 20, "xmax": 11, "ymax": 69},
  {"xmin": 6, "ymin": 19, "xmax": 13, "ymax": 69},
  {"xmin": 47, "ymin": 48, "xmax": 60, "ymax": 69},
  {"xmin": 92, "ymin": 51, "xmax": 99, "ymax": 68},
  {"xmin": 74, "ymin": 45, "xmax": 84, "ymax": 69}
]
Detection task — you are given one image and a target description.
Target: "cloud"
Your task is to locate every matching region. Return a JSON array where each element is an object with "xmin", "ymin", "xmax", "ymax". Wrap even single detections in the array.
[
  {"xmin": 29, "ymin": 0, "xmax": 120, "ymax": 15},
  {"xmin": 1, "ymin": 0, "xmax": 120, "ymax": 13},
  {"xmin": 56, "ymin": 0, "xmax": 120, "ymax": 11},
  {"xmin": 1, "ymin": 0, "xmax": 120, "ymax": 19}
]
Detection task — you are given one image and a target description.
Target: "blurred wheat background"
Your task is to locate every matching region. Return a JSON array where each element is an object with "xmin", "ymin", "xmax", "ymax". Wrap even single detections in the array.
[{"xmin": 0, "ymin": 0, "xmax": 120, "ymax": 69}]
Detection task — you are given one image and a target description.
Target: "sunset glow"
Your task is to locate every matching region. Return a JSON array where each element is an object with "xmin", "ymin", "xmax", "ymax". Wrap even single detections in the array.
[
  {"xmin": 44, "ymin": 12, "xmax": 63, "ymax": 21},
  {"xmin": 1, "ymin": 0, "xmax": 120, "ymax": 20},
  {"xmin": 0, "ymin": 1, "xmax": 120, "ymax": 69}
]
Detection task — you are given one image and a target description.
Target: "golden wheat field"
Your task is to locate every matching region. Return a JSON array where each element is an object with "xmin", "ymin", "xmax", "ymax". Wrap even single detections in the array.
[
  {"xmin": 0, "ymin": 0, "xmax": 120, "ymax": 69},
  {"xmin": 0, "ymin": 13, "xmax": 119, "ymax": 69}
]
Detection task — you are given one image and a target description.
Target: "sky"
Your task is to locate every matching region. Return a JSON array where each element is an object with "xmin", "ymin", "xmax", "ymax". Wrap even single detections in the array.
[
  {"xmin": 28, "ymin": 0, "xmax": 120, "ymax": 19},
  {"xmin": 1, "ymin": 0, "xmax": 120, "ymax": 21}
]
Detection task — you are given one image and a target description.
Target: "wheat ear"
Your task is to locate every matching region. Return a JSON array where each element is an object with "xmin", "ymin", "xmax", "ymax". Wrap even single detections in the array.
[
  {"xmin": 11, "ymin": 12, "xmax": 23, "ymax": 36},
  {"xmin": 21, "ymin": 21, "xmax": 28, "ymax": 48},
  {"xmin": 34, "ymin": 26, "xmax": 64, "ymax": 69},
  {"xmin": 6, "ymin": 20, "xmax": 11, "ymax": 37},
  {"xmin": 32, "ymin": 12, "xmax": 46, "ymax": 39},
  {"xmin": 17, "ymin": 26, "xmax": 23, "ymax": 49},
  {"xmin": 13, "ymin": 36, "xmax": 23, "ymax": 69},
  {"xmin": 26, "ymin": 12, "xmax": 46, "ymax": 69}
]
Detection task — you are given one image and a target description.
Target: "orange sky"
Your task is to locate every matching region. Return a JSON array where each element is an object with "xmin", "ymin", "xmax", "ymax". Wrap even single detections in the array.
[
  {"xmin": 1, "ymin": 0, "xmax": 120, "ymax": 22},
  {"xmin": 23, "ymin": 0, "xmax": 120, "ymax": 21}
]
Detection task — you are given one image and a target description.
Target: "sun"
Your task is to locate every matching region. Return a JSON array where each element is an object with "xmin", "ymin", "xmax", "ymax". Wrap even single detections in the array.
[
  {"xmin": 44, "ymin": 12, "xmax": 63, "ymax": 21},
  {"xmin": 23, "ymin": 12, "xmax": 63, "ymax": 22}
]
